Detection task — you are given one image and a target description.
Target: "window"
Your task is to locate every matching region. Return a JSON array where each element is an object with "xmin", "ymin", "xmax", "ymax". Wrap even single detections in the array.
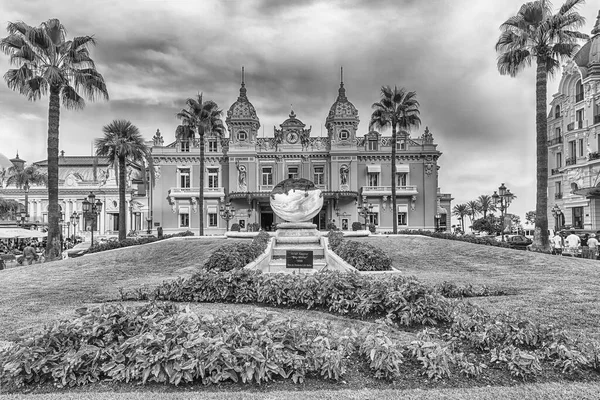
[
  {"xmin": 555, "ymin": 105, "xmax": 561, "ymax": 118},
  {"xmin": 179, "ymin": 213, "xmax": 189, "ymax": 228},
  {"xmin": 576, "ymin": 80, "xmax": 584, "ymax": 103},
  {"xmin": 339, "ymin": 130, "xmax": 349, "ymax": 140},
  {"xmin": 208, "ymin": 213, "xmax": 218, "ymax": 227},
  {"xmin": 179, "ymin": 168, "xmax": 190, "ymax": 188},
  {"xmin": 397, "ymin": 139, "xmax": 406, "ymax": 150},
  {"xmin": 262, "ymin": 167, "xmax": 273, "ymax": 186},
  {"xmin": 367, "ymin": 172, "xmax": 379, "ymax": 186},
  {"xmin": 180, "ymin": 140, "xmax": 190, "ymax": 152},
  {"xmin": 237, "ymin": 131, "xmax": 248, "ymax": 141},
  {"xmin": 341, "ymin": 219, "xmax": 349, "ymax": 230},
  {"xmin": 398, "ymin": 212, "xmax": 407, "ymax": 226},
  {"xmin": 313, "ymin": 166, "xmax": 324, "ymax": 185},
  {"xmin": 576, "ymin": 109, "xmax": 584, "ymax": 129},
  {"xmin": 368, "ymin": 212, "xmax": 379, "ymax": 226},
  {"xmin": 208, "ymin": 139, "xmax": 218, "ymax": 152},
  {"xmin": 288, "ymin": 166, "xmax": 299, "ymax": 179},
  {"xmin": 569, "ymin": 141, "xmax": 576, "ymax": 157},
  {"xmin": 555, "ymin": 181, "xmax": 561, "ymax": 195},
  {"xmin": 239, "ymin": 220, "xmax": 246, "ymax": 230},
  {"xmin": 207, "ymin": 168, "xmax": 219, "ymax": 188},
  {"xmin": 397, "ymin": 173, "xmax": 407, "ymax": 186},
  {"xmin": 579, "ymin": 138, "xmax": 584, "ymax": 157},
  {"xmin": 368, "ymin": 139, "xmax": 378, "ymax": 151},
  {"xmin": 572, "ymin": 206, "xmax": 583, "ymax": 229},
  {"xmin": 556, "ymin": 152, "xmax": 562, "ymax": 168},
  {"xmin": 555, "ymin": 127, "xmax": 561, "ymax": 137}
]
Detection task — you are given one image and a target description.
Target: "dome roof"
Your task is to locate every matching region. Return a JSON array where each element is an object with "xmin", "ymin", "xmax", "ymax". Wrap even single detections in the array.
[
  {"xmin": 326, "ymin": 81, "xmax": 358, "ymax": 124},
  {"xmin": 573, "ymin": 11, "xmax": 600, "ymax": 77},
  {"xmin": 226, "ymin": 69, "xmax": 260, "ymax": 126},
  {"xmin": 281, "ymin": 109, "xmax": 305, "ymax": 128},
  {"xmin": 0, "ymin": 153, "xmax": 13, "ymax": 169}
]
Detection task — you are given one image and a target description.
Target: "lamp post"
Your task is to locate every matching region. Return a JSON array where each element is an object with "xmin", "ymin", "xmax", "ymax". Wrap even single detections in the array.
[
  {"xmin": 491, "ymin": 183, "xmax": 515, "ymax": 242},
  {"xmin": 59, "ymin": 212, "xmax": 65, "ymax": 250},
  {"xmin": 435, "ymin": 213, "xmax": 441, "ymax": 232},
  {"xmin": 19, "ymin": 211, "xmax": 28, "ymax": 227},
  {"xmin": 246, "ymin": 209, "xmax": 253, "ymax": 231},
  {"xmin": 219, "ymin": 202, "xmax": 236, "ymax": 231},
  {"xmin": 70, "ymin": 211, "xmax": 80, "ymax": 241},
  {"xmin": 146, "ymin": 216, "xmax": 152, "ymax": 234},
  {"xmin": 551, "ymin": 205, "xmax": 563, "ymax": 232},
  {"xmin": 357, "ymin": 202, "xmax": 374, "ymax": 229},
  {"xmin": 82, "ymin": 192, "xmax": 103, "ymax": 246}
]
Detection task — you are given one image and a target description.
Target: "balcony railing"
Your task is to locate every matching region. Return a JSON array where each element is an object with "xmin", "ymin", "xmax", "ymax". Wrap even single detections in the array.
[
  {"xmin": 589, "ymin": 152, "xmax": 600, "ymax": 161},
  {"xmin": 361, "ymin": 185, "xmax": 418, "ymax": 195},
  {"xmin": 577, "ymin": 120, "xmax": 583, "ymax": 129},
  {"xmin": 547, "ymin": 136, "xmax": 563, "ymax": 146},
  {"xmin": 595, "ymin": 115, "xmax": 600, "ymax": 124},
  {"xmin": 168, "ymin": 186, "xmax": 225, "ymax": 197},
  {"xmin": 551, "ymin": 168, "xmax": 562, "ymax": 175},
  {"xmin": 555, "ymin": 193, "xmax": 563, "ymax": 199},
  {"xmin": 567, "ymin": 122, "xmax": 574, "ymax": 131},
  {"xmin": 576, "ymin": 92, "xmax": 584, "ymax": 103},
  {"xmin": 565, "ymin": 157, "xmax": 577, "ymax": 166}
]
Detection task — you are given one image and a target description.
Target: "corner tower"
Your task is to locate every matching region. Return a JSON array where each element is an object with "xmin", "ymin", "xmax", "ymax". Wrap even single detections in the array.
[
  {"xmin": 226, "ymin": 67, "xmax": 261, "ymax": 147},
  {"xmin": 325, "ymin": 67, "xmax": 359, "ymax": 148}
]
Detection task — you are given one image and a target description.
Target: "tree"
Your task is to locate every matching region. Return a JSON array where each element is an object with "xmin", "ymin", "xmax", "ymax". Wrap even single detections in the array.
[
  {"xmin": 1, "ymin": 19, "xmax": 108, "ymax": 259},
  {"xmin": 477, "ymin": 194, "xmax": 496, "ymax": 218},
  {"xmin": 452, "ymin": 203, "xmax": 469, "ymax": 233},
  {"xmin": 472, "ymin": 216, "xmax": 497, "ymax": 235},
  {"xmin": 176, "ymin": 94, "xmax": 225, "ymax": 236},
  {"xmin": 466, "ymin": 200, "xmax": 481, "ymax": 225},
  {"xmin": 0, "ymin": 198, "xmax": 20, "ymax": 220},
  {"xmin": 6, "ymin": 164, "xmax": 48, "ymax": 221},
  {"xmin": 525, "ymin": 210, "xmax": 536, "ymax": 225},
  {"xmin": 369, "ymin": 86, "xmax": 421, "ymax": 234},
  {"xmin": 96, "ymin": 120, "xmax": 149, "ymax": 241},
  {"xmin": 496, "ymin": 0, "xmax": 588, "ymax": 252}
]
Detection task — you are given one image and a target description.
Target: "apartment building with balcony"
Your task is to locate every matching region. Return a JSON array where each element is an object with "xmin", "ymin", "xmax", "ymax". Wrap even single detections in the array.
[
  {"xmin": 149, "ymin": 73, "xmax": 452, "ymax": 234},
  {"xmin": 547, "ymin": 11, "xmax": 600, "ymax": 230}
]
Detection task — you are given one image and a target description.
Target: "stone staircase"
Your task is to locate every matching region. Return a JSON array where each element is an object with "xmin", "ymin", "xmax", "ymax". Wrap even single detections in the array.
[{"xmin": 267, "ymin": 222, "xmax": 326, "ymax": 273}]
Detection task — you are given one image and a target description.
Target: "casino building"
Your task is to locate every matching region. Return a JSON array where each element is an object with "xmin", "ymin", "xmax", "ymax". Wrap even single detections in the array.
[{"xmin": 150, "ymin": 71, "xmax": 453, "ymax": 234}]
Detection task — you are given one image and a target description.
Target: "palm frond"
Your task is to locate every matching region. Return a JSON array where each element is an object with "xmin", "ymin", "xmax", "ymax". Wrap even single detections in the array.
[
  {"xmin": 61, "ymin": 84, "xmax": 85, "ymax": 110},
  {"xmin": 6, "ymin": 21, "xmax": 31, "ymax": 36},
  {"xmin": 497, "ymin": 49, "xmax": 532, "ymax": 77},
  {"xmin": 72, "ymin": 68, "xmax": 109, "ymax": 101},
  {"xmin": 3, "ymin": 65, "xmax": 34, "ymax": 93}
]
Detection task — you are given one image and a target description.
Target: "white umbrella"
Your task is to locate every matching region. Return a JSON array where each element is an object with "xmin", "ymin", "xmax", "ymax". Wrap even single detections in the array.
[
  {"xmin": 16, "ymin": 230, "xmax": 47, "ymax": 239},
  {"xmin": 0, "ymin": 228, "xmax": 46, "ymax": 239}
]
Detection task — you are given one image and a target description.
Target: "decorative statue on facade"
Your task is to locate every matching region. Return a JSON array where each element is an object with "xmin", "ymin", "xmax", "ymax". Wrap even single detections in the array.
[
  {"xmin": 300, "ymin": 127, "xmax": 311, "ymax": 150},
  {"xmin": 153, "ymin": 129, "xmax": 164, "ymax": 146},
  {"xmin": 191, "ymin": 197, "xmax": 198, "ymax": 213},
  {"xmin": 340, "ymin": 165, "xmax": 349, "ymax": 186},
  {"xmin": 422, "ymin": 127, "xmax": 433, "ymax": 144},
  {"xmin": 0, "ymin": 167, "xmax": 6, "ymax": 188},
  {"xmin": 236, "ymin": 161, "xmax": 248, "ymax": 191},
  {"xmin": 273, "ymin": 127, "xmax": 284, "ymax": 151},
  {"xmin": 270, "ymin": 178, "xmax": 323, "ymax": 223}
]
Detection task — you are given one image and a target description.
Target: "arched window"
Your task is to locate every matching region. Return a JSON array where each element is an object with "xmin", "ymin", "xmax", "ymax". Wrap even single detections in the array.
[
  {"xmin": 555, "ymin": 105, "xmax": 561, "ymax": 118},
  {"xmin": 576, "ymin": 80, "xmax": 584, "ymax": 103}
]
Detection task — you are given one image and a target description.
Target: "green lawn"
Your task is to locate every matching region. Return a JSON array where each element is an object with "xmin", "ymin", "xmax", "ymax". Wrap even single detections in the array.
[{"xmin": 2, "ymin": 235, "xmax": 600, "ymax": 398}]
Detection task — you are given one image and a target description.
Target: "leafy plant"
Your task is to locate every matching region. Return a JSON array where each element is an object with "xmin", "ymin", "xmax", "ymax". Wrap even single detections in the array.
[
  {"xmin": 352, "ymin": 222, "xmax": 363, "ymax": 231},
  {"xmin": 230, "ymin": 223, "xmax": 240, "ymax": 232}
]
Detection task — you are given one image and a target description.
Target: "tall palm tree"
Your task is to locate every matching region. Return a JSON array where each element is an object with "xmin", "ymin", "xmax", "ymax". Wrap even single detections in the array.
[
  {"xmin": 1, "ymin": 19, "xmax": 108, "ymax": 259},
  {"xmin": 6, "ymin": 164, "xmax": 48, "ymax": 222},
  {"xmin": 369, "ymin": 86, "xmax": 421, "ymax": 234},
  {"xmin": 452, "ymin": 203, "xmax": 469, "ymax": 233},
  {"xmin": 466, "ymin": 200, "xmax": 481, "ymax": 226},
  {"xmin": 96, "ymin": 120, "xmax": 149, "ymax": 241},
  {"xmin": 477, "ymin": 194, "xmax": 496, "ymax": 218},
  {"xmin": 496, "ymin": 0, "xmax": 588, "ymax": 251},
  {"xmin": 176, "ymin": 94, "xmax": 226, "ymax": 236}
]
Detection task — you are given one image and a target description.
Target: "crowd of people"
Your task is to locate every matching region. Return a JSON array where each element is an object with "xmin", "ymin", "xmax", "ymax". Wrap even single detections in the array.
[{"xmin": 551, "ymin": 230, "xmax": 599, "ymax": 259}]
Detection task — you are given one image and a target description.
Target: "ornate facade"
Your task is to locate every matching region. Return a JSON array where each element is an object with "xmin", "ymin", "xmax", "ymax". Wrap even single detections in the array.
[
  {"xmin": 547, "ymin": 12, "xmax": 600, "ymax": 231},
  {"xmin": 150, "ymin": 71, "xmax": 452, "ymax": 234}
]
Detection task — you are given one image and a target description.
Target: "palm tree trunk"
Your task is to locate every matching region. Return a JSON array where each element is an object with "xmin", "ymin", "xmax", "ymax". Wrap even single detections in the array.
[
  {"xmin": 532, "ymin": 58, "xmax": 550, "ymax": 252},
  {"xmin": 24, "ymin": 184, "xmax": 29, "ymax": 223},
  {"xmin": 118, "ymin": 155, "xmax": 127, "ymax": 241},
  {"xmin": 391, "ymin": 123, "xmax": 398, "ymax": 234},
  {"xmin": 45, "ymin": 85, "xmax": 61, "ymax": 260},
  {"xmin": 199, "ymin": 126, "xmax": 205, "ymax": 236}
]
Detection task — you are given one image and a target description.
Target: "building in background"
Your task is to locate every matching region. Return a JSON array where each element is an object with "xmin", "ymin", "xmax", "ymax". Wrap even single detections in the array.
[
  {"xmin": 547, "ymin": 13, "xmax": 600, "ymax": 231},
  {"xmin": 150, "ymin": 72, "xmax": 453, "ymax": 234}
]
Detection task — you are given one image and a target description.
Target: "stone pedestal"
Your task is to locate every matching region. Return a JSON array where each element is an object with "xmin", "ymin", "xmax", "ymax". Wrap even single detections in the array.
[{"xmin": 267, "ymin": 222, "xmax": 326, "ymax": 273}]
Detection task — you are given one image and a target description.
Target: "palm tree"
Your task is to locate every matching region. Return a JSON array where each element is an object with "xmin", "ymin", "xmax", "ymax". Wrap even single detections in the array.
[
  {"xmin": 96, "ymin": 120, "xmax": 149, "ymax": 241},
  {"xmin": 6, "ymin": 164, "xmax": 48, "ymax": 222},
  {"xmin": 466, "ymin": 200, "xmax": 481, "ymax": 226},
  {"xmin": 370, "ymin": 86, "xmax": 421, "ymax": 234},
  {"xmin": 0, "ymin": 198, "xmax": 20, "ymax": 220},
  {"xmin": 496, "ymin": 0, "xmax": 588, "ymax": 251},
  {"xmin": 176, "ymin": 94, "xmax": 226, "ymax": 236},
  {"xmin": 1, "ymin": 19, "xmax": 108, "ymax": 259},
  {"xmin": 477, "ymin": 194, "xmax": 496, "ymax": 218},
  {"xmin": 452, "ymin": 203, "xmax": 469, "ymax": 233}
]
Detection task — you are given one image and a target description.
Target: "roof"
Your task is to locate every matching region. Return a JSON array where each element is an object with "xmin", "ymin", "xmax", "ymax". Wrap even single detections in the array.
[
  {"xmin": 226, "ymin": 73, "xmax": 260, "ymax": 125},
  {"xmin": 326, "ymin": 81, "xmax": 358, "ymax": 125},
  {"xmin": 34, "ymin": 156, "xmax": 111, "ymax": 167}
]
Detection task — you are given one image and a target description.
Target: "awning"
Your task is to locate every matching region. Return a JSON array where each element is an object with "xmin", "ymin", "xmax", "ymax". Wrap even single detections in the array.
[
  {"xmin": 397, "ymin": 205, "xmax": 409, "ymax": 213},
  {"xmin": 0, "ymin": 228, "xmax": 47, "ymax": 239},
  {"xmin": 437, "ymin": 205, "xmax": 448, "ymax": 214},
  {"xmin": 367, "ymin": 164, "xmax": 381, "ymax": 173},
  {"xmin": 395, "ymin": 164, "xmax": 410, "ymax": 173},
  {"xmin": 207, "ymin": 205, "xmax": 218, "ymax": 213}
]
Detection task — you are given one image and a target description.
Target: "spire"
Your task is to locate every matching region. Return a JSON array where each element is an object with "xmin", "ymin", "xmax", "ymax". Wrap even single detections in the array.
[
  {"xmin": 592, "ymin": 10, "xmax": 600, "ymax": 36},
  {"xmin": 338, "ymin": 66, "xmax": 347, "ymax": 101},
  {"xmin": 238, "ymin": 66, "xmax": 247, "ymax": 99}
]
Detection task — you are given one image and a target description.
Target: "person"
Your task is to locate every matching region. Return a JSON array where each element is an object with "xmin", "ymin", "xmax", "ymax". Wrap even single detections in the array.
[
  {"xmin": 564, "ymin": 230, "xmax": 581, "ymax": 257},
  {"xmin": 587, "ymin": 233, "xmax": 599, "ymax": 260},
  {"xmin": 551, "ymin": 232, "xmax": 564, "ymax": 255},
  {"xmin": 22, "ymin": 242, "xmax": 38, "ymax": 265}
]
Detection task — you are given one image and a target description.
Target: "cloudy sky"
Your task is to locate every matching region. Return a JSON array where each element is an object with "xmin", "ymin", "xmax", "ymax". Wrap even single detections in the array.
[{"xmin": 0, "ymin": 0, "xmax": 598, "ymax": 224}]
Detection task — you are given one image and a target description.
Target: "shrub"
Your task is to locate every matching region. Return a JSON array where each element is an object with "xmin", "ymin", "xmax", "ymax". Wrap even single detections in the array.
[
  {"xmin": 230, "ymin": 223, "xmax": 241, "ymax": 232},
  {"xmin": 203, "ymin": 231, "xmax": 270, "ymax": 272},
  {"xmin": 334, "ymin": 240, "xmax": 392, "ymax": 271},
  {"xmin": 87, "ymin": 237, "xmax": 159, "ymax": 254},
  {"xmin": 435, "ymin": 281, "xmax": 509, "ymax": 298},
  {"xmin": 368, "ymin": 223, "xmax": 376, "ymax": 233},
  {"xmin": 248, "ymin": 222, "xmax": 260, "ymax": 232},
  {"xmin": 352, "ymin": 222, "xmax": 363, "ymax": 231},
  {"xmin": 397, "ymin": 230, "xmax": 511, "ymax": 249},
  {"xmin": 328, "ymin": 230, "xmax": 344, "ymax": 251},
  {"xmin": 326, "ymin": 221, "xmax": 338, "ymax": 231}
]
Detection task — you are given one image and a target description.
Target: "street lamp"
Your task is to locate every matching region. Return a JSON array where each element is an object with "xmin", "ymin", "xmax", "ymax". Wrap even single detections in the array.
[
  {"xmin": 357, "ymin": 202, "xmax": 374, "ymax": 229},
  {"xmin": 70, "ymin": 211, "xmax": 80, "ymax": 241},
  {"xmin": 146, "ymin": 216, "xmax": 152, "ymax": 234},
  {"xmin": 59, "ymin": 212, "xmax": 65, "ymax": 250},
  {"xmin": 219, "ymin": 202, "xmax": 236, "ymax": 231},
  {"xmin": 551, "ymin": 205, "xmax": 563, "ymax": 232},
  {"xmin": 435, "ymin": 212, "xmax": 441, "ymax": 232},
  {"xmin": 19, "ymin": 211, "xmax": 28, "ymax": 227},
  {"xmin": 491, "ymin": 183, "xmax": 515, "ymax": 242},
  {"xmin": 246, "ymin": 209, "xmax": 253, "ymax": 231},
  {"xmin": 82, "ymin": 192, "xmax": 103, "ymax": 246}
]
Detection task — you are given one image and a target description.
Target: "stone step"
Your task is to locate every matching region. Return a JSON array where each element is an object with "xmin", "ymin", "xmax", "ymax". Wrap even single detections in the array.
[
  {"xmin": 266, "ymin": 260, "xmax": 327, "ymax": 274},
  {"xmin": 277, "ymin": 229, "xmax": 321, "ymax": 238},
  {"xmin": 272, "ymin": 248, "xmax": 324, "ymax": 258},
  {"xmin": 276, "ymin": 236, "xmax": 320, "ymax": 244}
]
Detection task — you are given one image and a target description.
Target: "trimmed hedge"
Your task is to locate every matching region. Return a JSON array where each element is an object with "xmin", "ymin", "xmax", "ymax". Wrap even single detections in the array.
[
  {"xmin": 352, "ymin": 222, "xmax": 363, "ymax": 231},
  {"xmin": 86, "ymin": 231, "xmax": 194, "ymax": 254},
  {"xmin": 203, "ymin": 231, "xmax": 270, "ymax": 272},
  {"xmin": 328, "ymin": 230, "xmax": 392, "ymax": 271},
  {"xmin": 397, "ymin": 230, "xmax": 511, "ymax": 249}
]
